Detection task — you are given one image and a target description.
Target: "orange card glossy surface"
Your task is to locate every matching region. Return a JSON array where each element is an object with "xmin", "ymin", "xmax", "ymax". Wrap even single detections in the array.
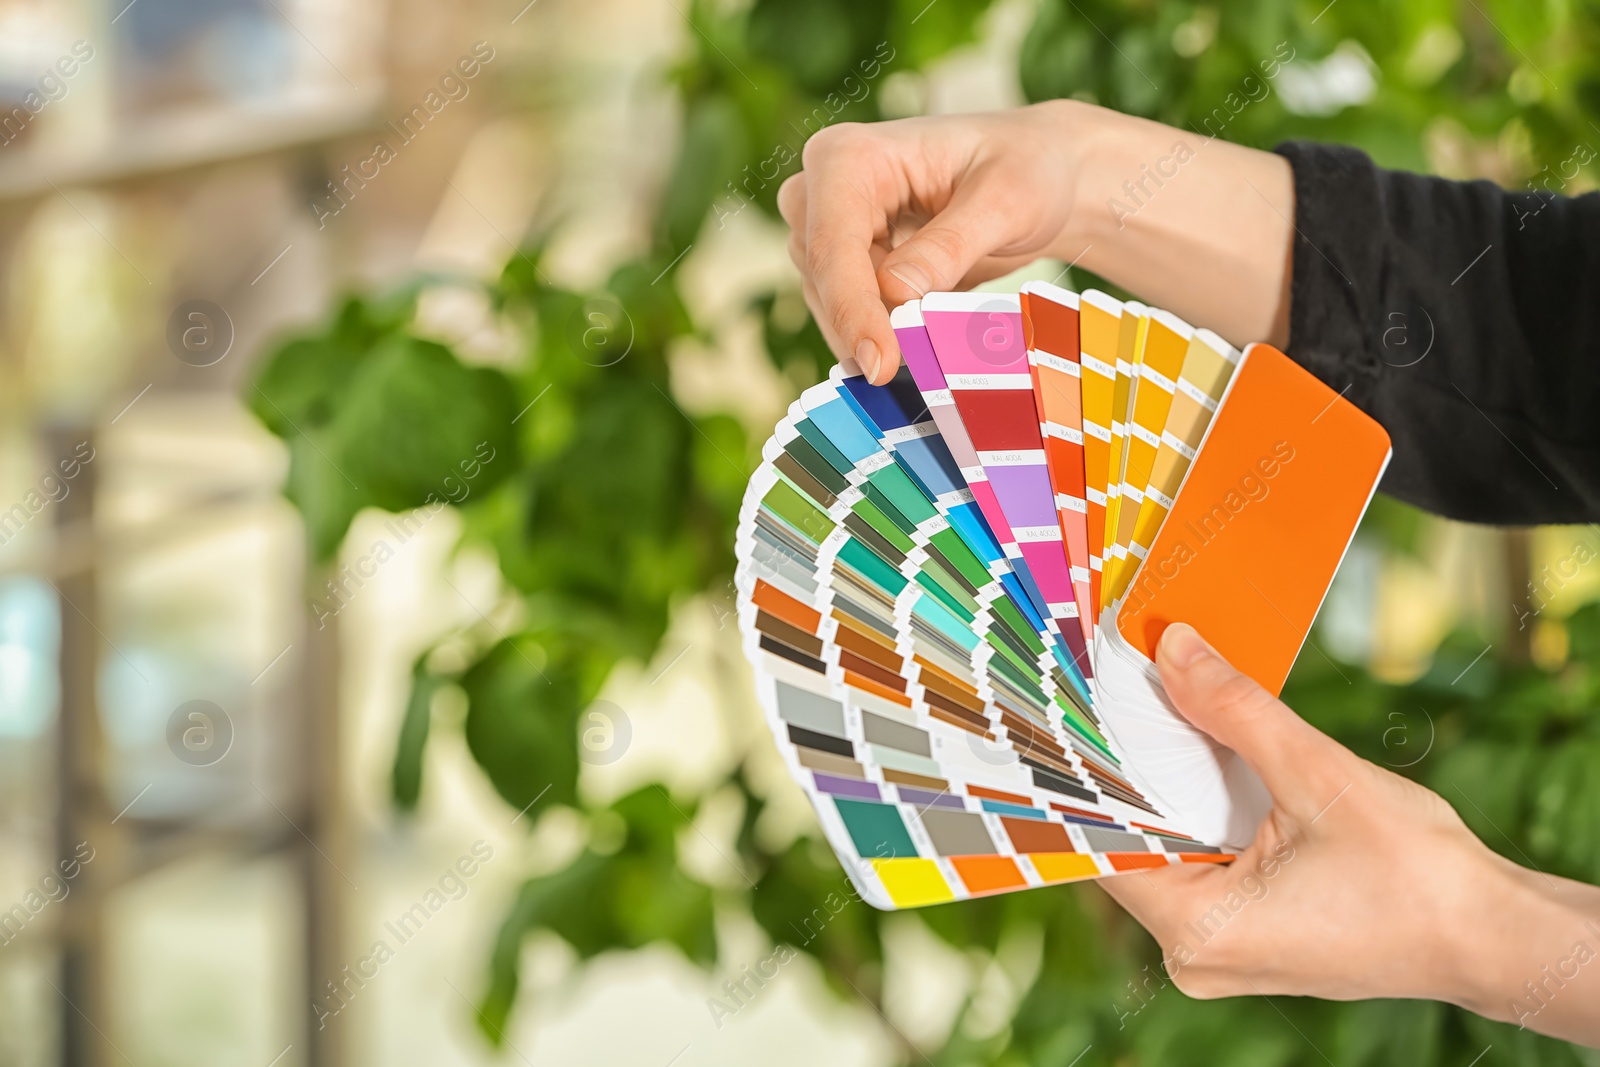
[{"xmin": 1116, "ymin": 344, "xmax": 1391, "ymax": 695}]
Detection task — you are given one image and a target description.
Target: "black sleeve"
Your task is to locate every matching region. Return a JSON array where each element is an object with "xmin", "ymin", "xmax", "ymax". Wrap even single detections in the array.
[{"xmin": 1274, "ymin": 140, "xmax": 1600, "ymax": 526}]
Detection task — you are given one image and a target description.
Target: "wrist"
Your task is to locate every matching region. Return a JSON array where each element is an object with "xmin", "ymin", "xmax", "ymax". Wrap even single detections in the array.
[
  {"xmin": 1036, "ymin": 99, "xmax": 1127, "ymax": 259},
  {"xmin": 1040, "ymin": 100, "xmax": 1200, "ymax": 261},
  {"xmin": 1425, "ymin": 847, "xmax": 1526, "ymax": 1012},
  {"xmin": 1030, "ymin": 99, "xmax": 1295, "ymax": 346},
  {"xmin": 1429, "ymin": 846, "xmax": 1595, "ymax": 1021}
]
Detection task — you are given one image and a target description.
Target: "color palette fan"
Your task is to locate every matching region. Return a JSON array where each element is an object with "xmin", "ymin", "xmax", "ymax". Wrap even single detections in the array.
[{"xmin": 734, "ymin": 282, "xmax": 1392, "ymax": 910}]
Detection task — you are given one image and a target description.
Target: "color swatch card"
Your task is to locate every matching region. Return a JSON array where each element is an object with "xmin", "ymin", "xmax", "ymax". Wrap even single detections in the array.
[{"xmin": 735, "ymin": 284, "xmax": 1391, "ymax": 909}]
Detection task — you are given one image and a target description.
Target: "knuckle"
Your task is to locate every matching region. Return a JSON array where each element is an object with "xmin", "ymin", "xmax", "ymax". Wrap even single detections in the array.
[
  {"xmin": 1209, "ymin": 671, "xmax": 1276, "ymax": 721},
  {"xmin": 805, "ymin": 229, "xmax": 846, "ymax": 277},
  {"xmin": 801, "ymin": 121, "xmax": 867, "ymax": 167},
  {"xmin": 911, "ymin": 225, "xmax": 967, "ymax": 271},
  {"xmin": 825, "ymin": 295, "xmax": 855, "ymax": 339},
  {"xmin": 776, "ymin": 174, "xmax": 804, "ymax": 223}
]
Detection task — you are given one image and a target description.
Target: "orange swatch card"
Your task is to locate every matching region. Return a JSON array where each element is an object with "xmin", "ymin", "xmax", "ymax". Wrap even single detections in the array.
[{"xmin": 1115, "ymin": 344, "xmax": 1391, "ymax": 696}]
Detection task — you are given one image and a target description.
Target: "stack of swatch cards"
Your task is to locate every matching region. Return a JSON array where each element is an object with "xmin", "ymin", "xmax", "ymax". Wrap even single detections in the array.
[{"xmin": 735, "ymin": 283, "xmax": 1391, "ymax": 910}]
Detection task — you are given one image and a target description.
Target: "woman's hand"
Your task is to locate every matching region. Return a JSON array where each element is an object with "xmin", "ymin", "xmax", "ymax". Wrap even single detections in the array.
[
  {"xmin": 777, "ymin": 103, "xmax": 1087, "ymax": 381},
  {"xmin": 1101, "ymin": 623, "xmax": 1600, "ymax": 1046},
  {"xmin": 778, "ymin": 101, "xmax": 1297, "ymax": 383}
]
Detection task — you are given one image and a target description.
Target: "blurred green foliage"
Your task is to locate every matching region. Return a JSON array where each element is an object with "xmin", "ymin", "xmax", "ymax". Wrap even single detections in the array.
[{"xmin": 248, "ymin": 0, "xmax": 1600, "ymax": 1061}]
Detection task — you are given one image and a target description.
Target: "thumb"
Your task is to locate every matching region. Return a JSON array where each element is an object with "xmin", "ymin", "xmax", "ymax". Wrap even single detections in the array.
[
  {"xmin": 875, "ymin": 186, "xmax": 1013, "ymax": 306},
  {"xmin": 1155, "ymin": 623, "xmax": 1358, "ymax": 825}
]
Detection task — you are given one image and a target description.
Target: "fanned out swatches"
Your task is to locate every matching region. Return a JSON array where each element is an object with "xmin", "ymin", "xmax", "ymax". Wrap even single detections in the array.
[{"xmin": 735, "ymin": 283, "xmax": 1392, "ymax": 910}]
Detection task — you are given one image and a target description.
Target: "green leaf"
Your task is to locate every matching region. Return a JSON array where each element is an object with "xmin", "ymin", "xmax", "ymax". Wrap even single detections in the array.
[
  {"xmin": 250, "ymin": 294, "xmax": 512, "ymax": 561},
  {"xmin": 890, "ymin": 0, "xmax": 988, "ymax": 69},
  {"xmin": 331, "ymin": 336, "xmax": 521, "ymax": 513},
  {"xmin": 392, "ymin": 656, "xmax": 443, "ymax": 812},
  {"xmin": 479, "ymin": 851, "xmax": 612, "ymax": 1041},
  {"xmin": 747, "ymin": 0, "xmax": 890, "ymax": 94},
  {"xmin": 478, "ymin": 787, "xmax": 715, "ymax": 1040},
  {"xmin": 284, "ymin": 432, "xmax": 373, "ymax": 562},
  {"xmin": 249, "ymin": 337, "xmax": 365, "ymax": 437},
  {"xmin": 749, "ymin": 837, "xmax": 887, "ymax": 992},
  {"xmin": 659, "ymin": 95, "xmax": 749, "ymax": 251},
  {"xmin": 1330, "ymin": 999, "xmax": 1444, "ymax": 1064},
  {"xmin": 249, "ymin": 294, "xmax": 417, "ymax": 437},
  {"xmin": 1358, "ymin": 494, "xmax": 1429, "ymax": 557},
  {"xmin": 690, "ymin": 412, "xmax": 752, "ymax": 518},
  {"xmin": 754, "ymin": 290, "xmax": 831, "ymax": 382},
  {"xmin": 492, "ymin": 376, "xmax": 703, "ymax": 661},
  {"xmin": 1564, "ymin": 601, "xmax": 1600, "ymax": 665},
  {"xmin": 1019, "ymin": 5, "xmax": 1098, "ymax": 105},
  {"xmin": 461, "ymin": 638, "xmax": 582, "ymax": 814}
]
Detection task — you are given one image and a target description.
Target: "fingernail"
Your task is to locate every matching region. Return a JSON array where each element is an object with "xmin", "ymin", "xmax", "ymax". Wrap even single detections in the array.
[
  {"xmin": 887, "ymin": 262, "xmax": 931, "ymax": 297},
  {"xmin": 1158, "ymin": 623, "xmax": 1214, "ymax": 670},
  {"xmin": 855, "ymin": 337, "xmax": 882, "ymax": 382}
]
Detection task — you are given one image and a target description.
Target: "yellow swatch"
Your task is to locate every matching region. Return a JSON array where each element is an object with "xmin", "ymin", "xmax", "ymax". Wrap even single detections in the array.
[
  {"xmin": 1107, "ymin": 309, "xmax": 1193, "ymax": 604},
  {"xmin": 1101, "ymin": 301, "xmax": 1146, "ymax": 611},
  {"xmin": 1029, "ymin": 852, "xmax": 1103, "ymax": 883},
  {"xmin": 872, "ymin": 857, "xmax": 955, "ymax": 907},
  {"xmin": 1125, "ymin": 329, "xmax": 1241, "ymax": 577},
  {"xmin": 1077, "ymin": 291, "xmax": 1122, "ymax": 627}
]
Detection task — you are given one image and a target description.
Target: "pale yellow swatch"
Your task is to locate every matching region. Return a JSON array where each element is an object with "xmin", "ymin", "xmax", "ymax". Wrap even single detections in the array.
[
  {"xmin": 1106, "ymin": 309, "xmax": 1192, "ymax": 604},
  {"xmin": 1125, "ymin": 329, "xmax": 1241, "ymax": 576},
  {"xmin": 1101, "ymin": 301, "xmax": 1146, "ymax": 610}
]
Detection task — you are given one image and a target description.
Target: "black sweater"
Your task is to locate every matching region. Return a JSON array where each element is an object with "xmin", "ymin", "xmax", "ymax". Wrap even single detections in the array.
[{"xmin": 1274, "ymin": 141, "xmax": 1600, "ymax": 525}]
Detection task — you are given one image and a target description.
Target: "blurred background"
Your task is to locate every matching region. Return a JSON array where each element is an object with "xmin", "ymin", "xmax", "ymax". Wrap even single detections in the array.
[{"xmin": 0, "ymin": 0, "xmax": 1596, "ymax": 1064}]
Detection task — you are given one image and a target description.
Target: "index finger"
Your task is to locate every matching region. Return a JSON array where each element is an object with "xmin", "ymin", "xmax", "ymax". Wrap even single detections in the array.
[
  {"xmin": 1098, "ymin": 861, "xmax": 1230, "ymax": 945},
  {"xmin": 800, "ymin": 125, "xmax": 902, "ymax": 384}
]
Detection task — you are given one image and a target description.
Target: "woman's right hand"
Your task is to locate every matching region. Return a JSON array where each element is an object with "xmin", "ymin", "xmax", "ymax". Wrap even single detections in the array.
[
  {"xmin": 777, "ymin": 100, "xmax": 1297, "ymax": 384},
  {"xmin": 776, "ymin": 101, "xmax": 1095, "ymax": 382}
]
